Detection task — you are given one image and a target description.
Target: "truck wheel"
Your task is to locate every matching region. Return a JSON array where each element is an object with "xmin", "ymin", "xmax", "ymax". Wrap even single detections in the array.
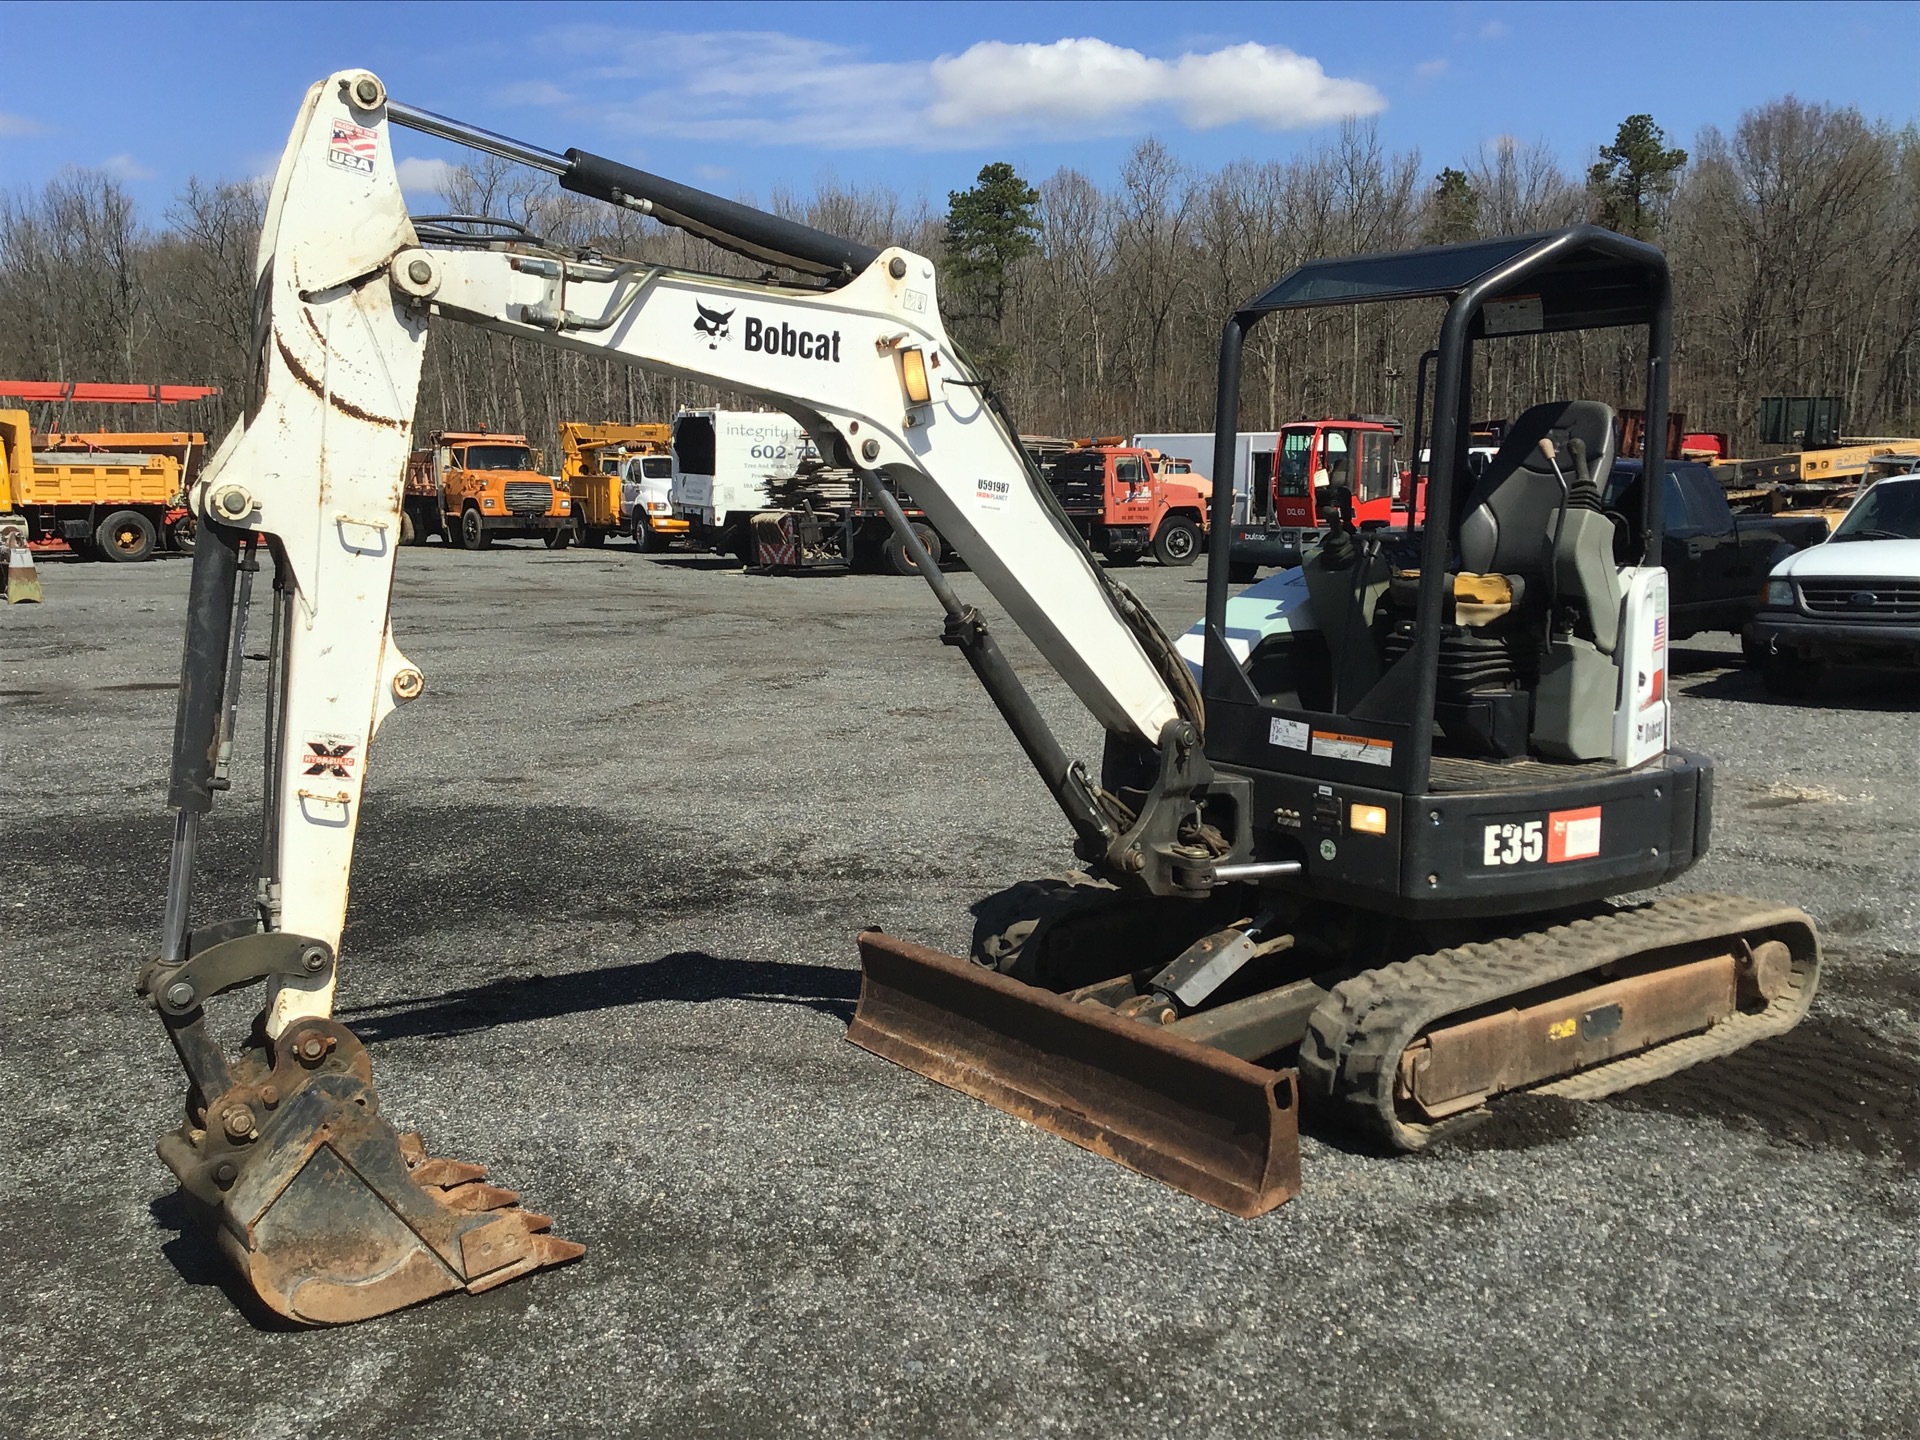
[
  {"xmin": 1761, "ymin": 652, "xmax": 1823, "ymax": 700},
  {"xmin": 543, "ymin": 524, "xmax": 571, "ymax": 550},
  {"xmin": 399, "ymin": 511, "xmax": 418, "ymax": 545},
  {"xmin": 1152, "ymin": 516, "xmax": 1201, "ymax": 566},
  {"xmin": 168, "ymin": 513, "xmax": 197, "ymax": 555},
  {"xmin": 632, "ymin": 514, "xmax": 662, "ymax": 553},
  {"xmin": 576, "ymin": 523, "xmax": 606, "ymax": 548},
  {"xmin": 459, "ymin": 506, "xmax": 491, "ymax": 551},
  {"xmin": 96, "ymin": 510, "xmax": 157, "ymax": 563},
  {"xmin": 1228, "ymin": 561, "xmax": 1259, "ymax": 585},
  {"xmin": 884, "ymin": 522, "xmax": 943, "ymax": 576}
]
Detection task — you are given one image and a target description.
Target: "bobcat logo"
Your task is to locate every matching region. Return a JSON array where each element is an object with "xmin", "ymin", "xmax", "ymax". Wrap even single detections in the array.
[{"xmin": 693, "ymin": 302, "xmax": 735, "ymax": 347}]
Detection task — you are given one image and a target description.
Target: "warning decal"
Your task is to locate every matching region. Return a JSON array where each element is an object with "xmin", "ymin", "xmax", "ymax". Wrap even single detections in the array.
[
  {"xmin": 327, "ymin": 120, "xmax": 378, "ymax": 176},
  {"xmin": 1311, "ymin": 730, "xmax": 1393, "ymax": 767},
  {"xmin": 1547, "ymin": 806, "xmax": 1602, "ymax": 863}
]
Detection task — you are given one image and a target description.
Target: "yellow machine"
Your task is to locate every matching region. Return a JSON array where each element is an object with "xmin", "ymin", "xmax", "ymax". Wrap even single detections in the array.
[
  {"xmin": 557, "ymin": 421, "xmax": 686, "ymax": 549},
  {"xmin": 1, "ymin": 408, "xmax": 189, "ymax": 566}
]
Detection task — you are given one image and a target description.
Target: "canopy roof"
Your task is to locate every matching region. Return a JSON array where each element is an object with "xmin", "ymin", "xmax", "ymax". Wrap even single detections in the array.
[{"xmin": 1244, "ymin": 225, "xmax": 1667, "ymax": 336}]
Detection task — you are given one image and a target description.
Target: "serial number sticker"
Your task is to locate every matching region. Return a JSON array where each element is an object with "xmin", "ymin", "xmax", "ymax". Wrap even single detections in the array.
[
  {"xmin": 1311, "ymin": 730, "xmax": 1392, "ymax": 766},
  {"xmin": 1548, "ymin": 806, "xmax": 1602, "ymax": 863},
  {"xmin": 327, "ymin": 120, "xmax": 378, "ymax": 176},
  {"xmin": 974, "ymin": 476, "xmax": 1012, "ymax": 509},
  {"xmin": 1268, "ymin": 717, "xmax": 1309, "ymax": 751}
]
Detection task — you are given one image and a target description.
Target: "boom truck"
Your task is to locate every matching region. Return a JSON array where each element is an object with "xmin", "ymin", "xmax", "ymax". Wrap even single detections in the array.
[
  {"xmin": 556, "ymin": 420, "xmax": 686, "ymax": 549},
  {"xmin": 146, "ymin": 71, "xmax": 1820, "ymax": 1326}
]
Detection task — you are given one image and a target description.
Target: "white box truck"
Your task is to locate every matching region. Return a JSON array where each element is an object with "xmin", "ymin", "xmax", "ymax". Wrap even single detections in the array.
[
  {"xmin": 671, "ymin": 409, "xmax": 813, "ymax": 558},
  {"xmin": 1131, "ymin": 431, "xmax": 1281, "ymax": 527}
]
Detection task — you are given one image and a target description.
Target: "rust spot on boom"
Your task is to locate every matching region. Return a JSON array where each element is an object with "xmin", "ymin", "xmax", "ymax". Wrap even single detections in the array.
[{"xmin": 273, "ymin": 328, "xmax": 409, "ymax": 432}]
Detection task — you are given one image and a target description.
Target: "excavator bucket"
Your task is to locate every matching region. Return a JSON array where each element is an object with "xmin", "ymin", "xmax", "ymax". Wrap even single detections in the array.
[
  {"xmin": 848, "ymin": 932, "xmax": 1300, "ymax": 1217},
  {"xmin": 158, "ymin": 1019, "xmax": 582, "ymax": 1326}
]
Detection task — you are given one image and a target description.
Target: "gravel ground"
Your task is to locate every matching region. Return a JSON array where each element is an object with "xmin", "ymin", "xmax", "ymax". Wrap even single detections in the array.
[{"xmin": 2, "ymin": 543, "xmax": 1915, "ymax": 1439}]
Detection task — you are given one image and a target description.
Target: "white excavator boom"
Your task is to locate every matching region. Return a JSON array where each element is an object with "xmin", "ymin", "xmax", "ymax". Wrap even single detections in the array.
[{"xmin": 141, "ymin": 69, "xmax": 1209, "ymax": 1325}]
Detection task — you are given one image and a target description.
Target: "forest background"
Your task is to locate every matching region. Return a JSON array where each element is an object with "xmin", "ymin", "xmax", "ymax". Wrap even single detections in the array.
[{"xmin": 2, "ymin": 97, "xmax": 1915, "ymax": 461}]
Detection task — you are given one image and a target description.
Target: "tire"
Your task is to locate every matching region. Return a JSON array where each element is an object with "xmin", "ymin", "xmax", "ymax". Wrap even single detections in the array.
[
  {"xmin": 543, "ymin": 524, "xmax": 571, "ymax": 550},
  {"xmin": 95, "ymin": 509, "xmax": 157, "ymax": 563},
  {"xmin": 1152, "ymin": 515, "xmax": 1201, "ymax": 566},
  {"xmin": 459, "ymin": 506, "xmax": 491, "ymax": 551},
  {"xmin": 399, "ymin": 511, "xmax": 419, "ymax": 546},
  {"xmin": 576, "ymin": 523, "xmax": 606, "ymax": 548},
  {"xmin": 1761, "ymin": 652, "xmax": 1823, "ymax": 699},
  {"xmin": 883, "ymin": 522, "xmax": 943, "ymax": 576},
  {"xmin": 632, "ymin": 513, "xmax": 663, "ymax": 553},
  {"xmin": 1105, "ymin": 551, "xmax": 1142, "ymax": 567},
  {"xmin": 168, "ymin": 513, "xmax": 197, "ymax": 555},
  {"xmin": 1228, "ymin": 561, "xmax": 1259, "ymax": 585}
]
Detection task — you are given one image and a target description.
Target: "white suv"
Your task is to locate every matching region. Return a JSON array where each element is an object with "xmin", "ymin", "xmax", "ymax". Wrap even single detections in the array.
[{"xmin": 1747, "ymin": 473, "xmax": 1920, "ymax": 695}]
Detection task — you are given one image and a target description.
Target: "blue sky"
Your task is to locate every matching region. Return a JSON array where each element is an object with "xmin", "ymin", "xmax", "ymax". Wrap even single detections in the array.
[{"xmin": 2, "ymin": 1, "xmax": 1915, "ymax": 213}]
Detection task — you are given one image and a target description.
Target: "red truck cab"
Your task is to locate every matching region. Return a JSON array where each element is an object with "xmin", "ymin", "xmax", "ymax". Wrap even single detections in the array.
[
  {"xmin": 1046, "ymin": 443, "xmax": 1211, "ymax": 566},
  {"xmin": 1229, "ymin": 415, "xmax": 1412, "ymax": 579}
]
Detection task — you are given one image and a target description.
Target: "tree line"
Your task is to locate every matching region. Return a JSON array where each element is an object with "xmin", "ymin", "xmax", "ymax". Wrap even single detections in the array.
[{"xmin": 2, "ymin": 97, "xmax": 1915, "ymax": 463}]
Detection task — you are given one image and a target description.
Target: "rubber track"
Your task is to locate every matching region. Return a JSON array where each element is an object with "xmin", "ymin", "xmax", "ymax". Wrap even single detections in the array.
[{"xmin": 1298, "ymin": 892, "xmax": 1821, "ymax": 1152}]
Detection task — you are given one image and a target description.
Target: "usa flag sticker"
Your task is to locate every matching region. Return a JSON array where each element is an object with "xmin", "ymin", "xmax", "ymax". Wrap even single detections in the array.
[
  {"xmin": 1547, "ymin": 806, "xmax": 1602, "ymax": 863},
  {"xmin": 327, "ymin": 120, "xmax": 378, "ymax": 175}
]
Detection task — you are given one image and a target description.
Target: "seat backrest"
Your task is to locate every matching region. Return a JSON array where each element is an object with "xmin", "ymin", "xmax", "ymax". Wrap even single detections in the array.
[{"xmin": 1457, "ymin": 401, "xmax": 1617, "ymax": 577}]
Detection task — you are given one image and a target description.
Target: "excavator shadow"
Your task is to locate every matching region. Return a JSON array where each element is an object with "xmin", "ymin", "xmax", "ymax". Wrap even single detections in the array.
[
  {"xmin": 338, "ymin": 950, "xmax": 860, "ymax": 1045},
  {"xmin": 148, "ymin": 1191, "xmax": 307, "ymax": 1331}
]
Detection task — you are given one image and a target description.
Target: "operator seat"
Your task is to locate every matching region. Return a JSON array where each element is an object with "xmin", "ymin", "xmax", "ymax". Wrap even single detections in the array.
[{"xmin": 1455, "ymin": 399, "xmax": 1624, "ymax": 760}]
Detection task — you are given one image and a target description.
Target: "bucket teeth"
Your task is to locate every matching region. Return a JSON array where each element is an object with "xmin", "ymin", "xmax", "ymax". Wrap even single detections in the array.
[
  {"xmin": 159, "ymin": 1018, "xmax": 583, "ymax": 1326},
  {"xmin": 440, "ymin": 1181, "xmax": 523, "ymax": 1212},
  {"xmin": 408, "ymin": 1155, "xmax": 492, "ymax": 1187}
]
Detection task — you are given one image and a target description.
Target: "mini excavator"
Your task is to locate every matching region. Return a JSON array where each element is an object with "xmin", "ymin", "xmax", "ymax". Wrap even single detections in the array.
[{"xmin": 144, "ymin": 70, "xmax": 1818, "ymax": 1324}]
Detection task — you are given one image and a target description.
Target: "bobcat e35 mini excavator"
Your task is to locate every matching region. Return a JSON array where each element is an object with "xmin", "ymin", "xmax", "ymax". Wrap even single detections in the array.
[{"xmin": 143, "ymin": 70, "xmax": 1818, "ymax": 1325}]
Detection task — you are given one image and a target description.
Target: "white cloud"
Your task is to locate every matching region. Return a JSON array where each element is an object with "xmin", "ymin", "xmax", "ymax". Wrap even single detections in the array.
[
  {"xmin": 1480, "ymin": 21, "xmax": 1510, "ymax": 40},
  {"xmin": 101, "ymin": 154, "xmax": 155, "ymax": 180},
  {"xmin": 1415, "ymin": 57, "xmax": 1449, "ymax": 78},
  {"xmin": 397, "ymin": 156, "xmax": 458, "ymax": 195},
  {"xmin": 0, "ymin": 112, "xmax": 47, "ymax": 137},
  {"xmin": 563, "ymin": 30, "xmax": 1384, "ymax": 150},
  {"xmin": 498, "ymin": 80, "xmax": 571, "ymax": 107}
]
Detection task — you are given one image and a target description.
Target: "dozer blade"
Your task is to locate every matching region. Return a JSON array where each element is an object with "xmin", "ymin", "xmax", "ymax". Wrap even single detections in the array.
[
  {"xmin": 849, "ymin": 932, "xmax": 1299, "ymax": 1217},
  {"xmin": 158, "ymin": 1018, "xmax": 583, "ymax": 1326}
]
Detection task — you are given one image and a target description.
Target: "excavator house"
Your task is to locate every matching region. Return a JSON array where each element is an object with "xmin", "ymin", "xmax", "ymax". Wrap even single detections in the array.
[{"xmin": 144, "ymin": 71, "xmax": 1819, "ymax": 1325}]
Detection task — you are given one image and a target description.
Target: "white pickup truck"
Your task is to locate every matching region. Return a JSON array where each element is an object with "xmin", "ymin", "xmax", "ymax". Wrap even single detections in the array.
[{"xmin": 1747, "ymin": 472, "xmax": 1920, "ymax": 696}]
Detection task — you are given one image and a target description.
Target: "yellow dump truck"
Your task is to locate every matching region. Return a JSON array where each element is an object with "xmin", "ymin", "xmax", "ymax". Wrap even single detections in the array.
[
  {"xmin": 557, "ymin": 421, "xmax": 688, "ymax": 550},
  {"xmin": 0, "ymin": 408, "xmax": 193, "ymax": 562}
]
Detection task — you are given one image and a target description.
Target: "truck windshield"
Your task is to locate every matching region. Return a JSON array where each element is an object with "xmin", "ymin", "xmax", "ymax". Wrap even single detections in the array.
[
  {"xmin": 1275, "ymin": 431, "xmax": 1314, "ymax": 497},
  {"xmin": 1832, "ymin": 480, "xmax": 1920, "ymax": 542},
  {"xmin": 459, "ymin": 445, "xmax": 536, "ymax": 471}
]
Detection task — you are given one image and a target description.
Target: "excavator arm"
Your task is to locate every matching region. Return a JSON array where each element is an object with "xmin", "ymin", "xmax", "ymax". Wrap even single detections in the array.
[{"xmin": 144, "ymin": 70, "xmax": 1260, "ymax": 1326}]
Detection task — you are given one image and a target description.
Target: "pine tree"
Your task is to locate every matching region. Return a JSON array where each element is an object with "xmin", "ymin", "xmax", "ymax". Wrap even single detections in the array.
[
  {"xmin": 1587, "ymin": 115, "xmax": 1688, "ymax": 239},
  {"xmin": 1422, "ymin": 167, "xmax": 1479, "ymax": 244},
  {"xmin": 942, "ymin": 162, "xmax": 1040, "ymax": 341}
]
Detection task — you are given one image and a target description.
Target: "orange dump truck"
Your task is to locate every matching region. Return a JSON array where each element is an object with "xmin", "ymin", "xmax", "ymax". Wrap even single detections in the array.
[{"xmin": 403, "ymin": 429, "xmax": 571, "ymax": 549}]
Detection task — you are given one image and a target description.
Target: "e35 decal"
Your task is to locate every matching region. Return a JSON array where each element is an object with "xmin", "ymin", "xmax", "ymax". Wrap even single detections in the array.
[{"xmin": 1482, "ymin": 820, "xmax": 1544, "ymax": 866}]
